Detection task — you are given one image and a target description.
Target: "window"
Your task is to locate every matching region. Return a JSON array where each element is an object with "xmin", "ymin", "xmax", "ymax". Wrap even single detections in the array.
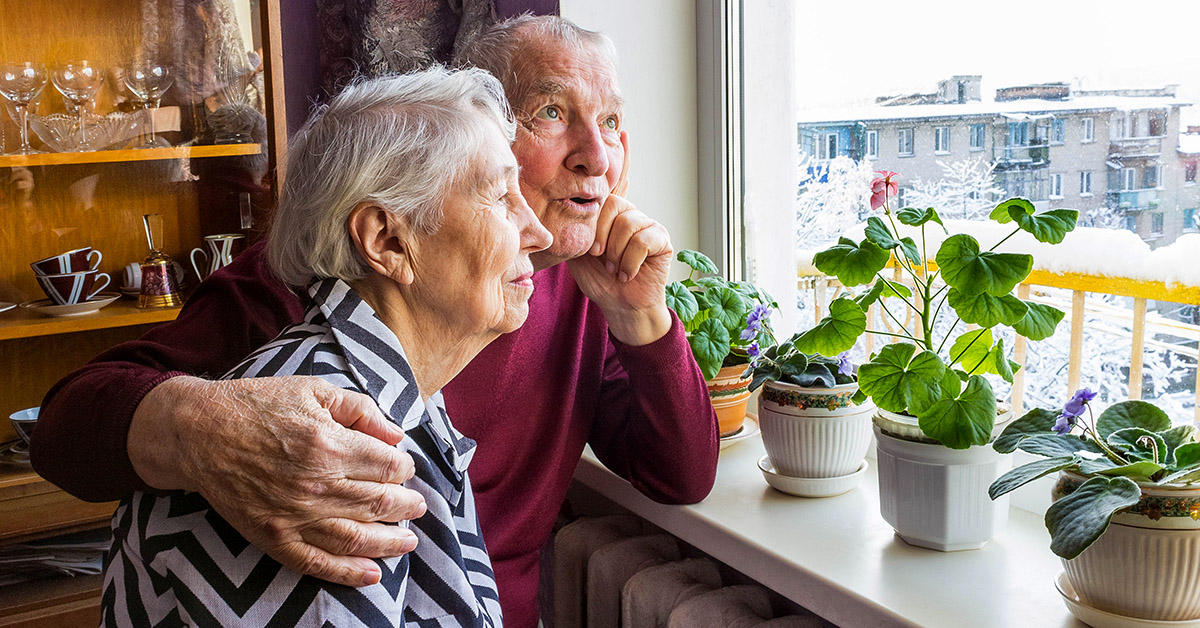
[
  {"xmin": 1081, "ymin": 117, "xmax": 1095, "ymax": 143},
  {"xmin": 1049, "ymin": 173, "xmax": 1063, "ymax": 198},
  {"xmin": 969, "ymin": 124, "xmax": 985, "ymax": 150},
  {"xmin": 898, "ymin": 128, "xmax": 914, "ymax": 156},
  {"xmin": 1145, "ymin": 165, "xmax": 1159, "ymax": 188},
  {"xmin": 1122, "ymin": 168, "xmax": 1136, "ymax": 190},
  {"xmin": 1151, "ymin": 212, "xmax": 1164, "ymax": 235},
  {"xmin": 934, "ymin": 126, "xmax": 950, "ymax": 153},
  {"xmin": 1035, "ymin": 122, "xmax": 1050, "ymax": 144},
  {"xmin": 1125, "ymin": 215, "xmax": 1138, "ymax": 232},
  {"xmin": 1185, "ymin": 208, "xmax": 1197, "ymax": 231},
  {"xmin": 1080, "ymin": 171, "xmax": 1093, "ymax": 196},
  {"xmin": 1052, "ymin": 119, "xmax": 1065, "ymax": 144},
  {"xmin": 866, "ymin": 129, "xmax": 879, "ymax": 159},
  {"xmin": 1007, "ymin": 122, "xmax": 1029, "ymax": 147},
  {"xmin": 819, "ymin": 132, "xmax": 838, "ymax": 159},
  {"xmin": 1186, "ymin": 162, "xmax": 1196, "ymax": 184}
]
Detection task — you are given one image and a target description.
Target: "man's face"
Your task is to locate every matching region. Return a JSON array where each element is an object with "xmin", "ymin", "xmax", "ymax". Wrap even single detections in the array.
[{"xmin": 509, "ymin": 37, "xmax": 624, "ymax": 267}]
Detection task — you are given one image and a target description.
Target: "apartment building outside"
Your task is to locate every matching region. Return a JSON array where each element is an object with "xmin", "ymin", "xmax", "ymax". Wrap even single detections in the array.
[{"xmin": 798, "ymin": 76, "xmax": 1195, "ymax": 245}]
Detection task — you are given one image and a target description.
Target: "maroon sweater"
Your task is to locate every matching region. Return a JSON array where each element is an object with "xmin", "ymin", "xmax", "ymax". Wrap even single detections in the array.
[{"xmin": 31, "ymin": 241, "xmax": 719, "ymax": 628}]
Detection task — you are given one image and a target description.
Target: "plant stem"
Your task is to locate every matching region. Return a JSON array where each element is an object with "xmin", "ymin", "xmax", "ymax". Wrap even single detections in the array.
[
  {"xmin": 1082, "ymin": 406, "xmax": 1126, "ymax": 464},
  {"xmin": 936, "ymin": 319, "xmax": 962, "ymax": 356},
  {"xmin": 866, "ymin": 329, "xmax": 921, "ymax": 342},
  {"xmin": 948, "ymin": 322, "xmax": 987, "ymax": 365},
  {"xmin": 875, "ymin": 295, "xmax": 911, "ymax": 335},
  {"xmin": 989, "ymin": 226, "xmax": 1022, "ymax": 252},
  {"xmin": 875, "ymin": 272, "xmax": 921, "ymax": 314}
]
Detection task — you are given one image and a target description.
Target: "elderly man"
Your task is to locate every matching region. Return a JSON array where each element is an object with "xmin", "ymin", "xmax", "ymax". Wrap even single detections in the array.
[{"xmin": 31, "ymin": 15, "xmax": 717, "ymax": 628}]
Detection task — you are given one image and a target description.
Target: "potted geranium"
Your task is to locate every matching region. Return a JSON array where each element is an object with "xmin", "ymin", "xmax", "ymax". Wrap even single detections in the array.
[
  {"xmin": 666, "ymin": 249, "xmax": 776, "ymax": 437},
  {"xmin": 989, "ymin": 391, "xmax": 1200, "ymax": 622},
  {"xmin": 746, "ymin": 339, "xmax": 872, "ymax": 495},
  {"xmin": 799, "ymin": 170, "xmax": 1078, "ymax": 550}
]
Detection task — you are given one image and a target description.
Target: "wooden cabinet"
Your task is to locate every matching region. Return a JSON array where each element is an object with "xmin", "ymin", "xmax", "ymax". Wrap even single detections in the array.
[{"xmin": 0, "ymin": 0, "xmax": 286, "ymax": 622}]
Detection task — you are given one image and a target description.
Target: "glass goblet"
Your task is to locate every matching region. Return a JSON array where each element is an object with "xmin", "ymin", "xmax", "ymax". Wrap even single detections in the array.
[
  {"xmin": 51, "ymin": 61, "xmax": 104, "ymax": 151},
  {"xmin": 0, "ymin": 62, "xmax": 47, "ymax": 154},
  {"xmin": 122, "ymin": 60, "xmax": 173, "ymax": 148}
]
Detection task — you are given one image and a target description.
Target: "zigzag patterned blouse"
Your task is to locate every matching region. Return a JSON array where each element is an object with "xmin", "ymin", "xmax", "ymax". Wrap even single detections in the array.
[{"xmin": 101, "ymin": 278, "xmax": 502, "ymax": 627}]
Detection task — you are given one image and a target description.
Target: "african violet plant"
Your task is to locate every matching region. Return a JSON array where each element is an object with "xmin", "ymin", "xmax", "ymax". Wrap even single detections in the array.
[
  {"xmin": 797, "ymin": 171, "xmax": 1079, "ymax": 449},
  {"xmin": 988, "ymin": 390, "xmax": 1200, "ymax": 558},
  {"xmin": 665, "ymin": 249, "xmax": 776, "ymax": 380},
  {"xmin": 746, "ymin": 336, "xmax": 855, "ymax": 393}
]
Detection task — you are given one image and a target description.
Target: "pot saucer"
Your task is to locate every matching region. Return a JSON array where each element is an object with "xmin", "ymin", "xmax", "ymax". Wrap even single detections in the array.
[
  {"xmin": 758, "ymin": 455, "xmax": 867, "ymax": 497},
  {"xmin": 0, "ymin": 440, "xmax": 31, "ymax": 467},
  {"xmin": 719, "ymin": 413, "xmax": 759, "ymax": 450},
  {"xmin": 19, "ymin": 293, "xmax": 120, "ymax": 317},
  {"xmin": 1055, "ymin": 571, "xmax": 1200, "ymax": 627},
  {"xmin": 0, "ymin": 302, "xmax": 15, "ymax": 314}
]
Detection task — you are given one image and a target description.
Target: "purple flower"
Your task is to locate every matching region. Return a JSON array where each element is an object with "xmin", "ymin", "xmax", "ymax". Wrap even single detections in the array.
[
  {"xmin": 837, "ymin": 351, "xmax": 853, "ymax": 376},
  {"xmin": 1052, "ymin": 414, "xmax": 1074, "ymax": 435},
  {"xmin": 740, "ymin": 304, "xmax": 772, "ymax": 340},
  {"xmin": 1062, "ymin": 388, "xmax": 1097, "ymax": 419},
  {"xmin": 747, "ymin": 341, "xmax": 761, "ymax": 361}
]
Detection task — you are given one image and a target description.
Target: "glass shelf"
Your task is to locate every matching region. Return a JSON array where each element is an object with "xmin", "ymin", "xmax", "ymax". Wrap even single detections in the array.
[{"xmin": 0, "ymin": 143, "xmax": 261, "ymax": 168}]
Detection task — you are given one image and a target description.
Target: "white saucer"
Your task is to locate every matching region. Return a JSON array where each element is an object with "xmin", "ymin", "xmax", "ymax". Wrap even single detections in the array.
[
  {"xmin": 119, "ymin": 286, "xmax": 141, "ymax": 297},
  {"xmin": 1055, "ymin": 571, "xmax": 1200, "ymax": 627},
  {"xmin": 758, "ymin": 455, "xmax": 867, "ymax": 497},
  {"xmin": 0, "ymin": 440, "xmax": 31, "ymax": 467},
  {"xmin": 719, "ymin": 413, "xmax": 760, "ymax": 450},
  {"xmin": 20, "ymin": 293, "xmax": 120, "ymax": 317},
  {"xmin": 0, "ymin": 302, "xmax": 15, "ymax": 314}
]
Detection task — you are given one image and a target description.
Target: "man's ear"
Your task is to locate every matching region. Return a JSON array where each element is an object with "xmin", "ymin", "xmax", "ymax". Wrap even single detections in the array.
[{"xmin": 347, "ymin": 202, "xmax": 415, "ymax": 285}]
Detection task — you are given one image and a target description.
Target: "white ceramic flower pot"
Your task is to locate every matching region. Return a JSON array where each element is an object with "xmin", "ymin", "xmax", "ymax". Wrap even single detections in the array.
[
  {"xmin": 1056, "ymin": 472, "xmax": 1200, "ymax": 621},
  {"xmin": 874, "ymin": 423, "xmax": 1013, "ymax": 551},
  {"xmin": 757, "ymin": 381, "xmax": 873, "ymax": 478}
]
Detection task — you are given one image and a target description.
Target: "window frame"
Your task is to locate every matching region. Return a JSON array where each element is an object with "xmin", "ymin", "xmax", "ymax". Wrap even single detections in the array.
[
  {"xmin": 866, "ymin": 129, "xmax": 879, "ymax": 159},
  {"xmin": 898, "ymin": 127, "xmax": 915, "ymax": 156},
  {"xmin": 934, "ymin": 125, "xmax": 950, "ymax": 154},
  {"xmin": 969, "ymin": 123, "xmax": 985, "ymax": 151},
  {"xmin": 1049, "ymin": 173, "xmax": 1063, "ymax": 199},
  {"xmin": 1185, "ymin": 208, "xmax": 1197, "ymax": 232},
  {"xmin": 1080, "ymin": 171, "xmax": 1093, "ymax": 196},
  {"xmin": 1051, "ymin": 119, "xmax": 1065, "ymax": 144},
  {"xmin": 1151, "ymin": 212, "xmax": 1165, "ymax": 235},
  {"xmin": 1081, "ymin": 117, "xmax": 1095, "ymax": 143}
]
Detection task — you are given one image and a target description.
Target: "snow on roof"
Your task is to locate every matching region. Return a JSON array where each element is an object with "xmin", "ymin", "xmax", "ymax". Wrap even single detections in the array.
[
  {"xmin": 1178, "ymin": 133, "xmax": 1200, "ymax": 155},
  {"xmin": 797, "ymin": 218, "xmax": 1200, "ymax": 291},
  {"xmin": 797, "ymin": 95, "xmax": 1190, "ymax": 126}
]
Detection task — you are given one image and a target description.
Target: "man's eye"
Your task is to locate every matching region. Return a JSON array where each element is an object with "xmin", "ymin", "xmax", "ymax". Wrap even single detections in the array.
[
  {"xmin": 536, "ymin": 106, "xmax": 561, "ymax": 121},
  {"xmin": 603, "ymin": 116, "xmax": 618, "ymax": 130}
]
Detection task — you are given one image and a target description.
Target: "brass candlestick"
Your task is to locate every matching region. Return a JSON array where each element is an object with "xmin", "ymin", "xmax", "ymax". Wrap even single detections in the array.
[{"xmin": 137, "ymin": 213, "xmax": 182, "ymax": 308}]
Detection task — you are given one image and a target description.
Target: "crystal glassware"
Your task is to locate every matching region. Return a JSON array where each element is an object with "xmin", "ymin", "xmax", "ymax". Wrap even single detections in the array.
[
  {"xmin": 0, "ymin": 62, "xmax": 47, "ymax": 154},
  {"xmin": 122, "ymin": 60, "xmax": 172, "ymax": 148},
  {"xmin": 51, "ymin": 61, "xmax": 104, "ymax": 152}
]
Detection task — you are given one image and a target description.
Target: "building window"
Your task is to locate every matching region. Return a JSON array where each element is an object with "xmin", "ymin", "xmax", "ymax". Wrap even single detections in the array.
[
  {"xmin": 819, "ymin": 132, "xmax": 838, "ymax": 159},
  {"xmin": 1080, "ymin": 171, "xmax": 1093, "ymax": 196},
  {"xmin": 1124, "ymin": 215, "xmax": 1138, "ymax": 232},
  {"xmin": 969, "ymin": 124, "xmax": 985, "ymax": 150},
  {"xmin": 898, "ymin": 128, "xmax": 914, "ymax": 156},
  {"xmin": 934, "ymin": 126, "xmax": 950, "ymax": 153},
  {"xmin": 1122, "ymin": 168, "xmax": 1136, "ymax": 191},
  {"xmin": 1185, "ymin": 208, "xmax": 1197, "ymax": 231},
  {"xmin": 1007, "ymin": 122, "xmax": 1029, "ymax": 147},
  {"xmin": 1052, "ymin": 119, "xmax": 1065, "ymax": 144},
  {"xmin": 866, "ymin": 129, "xmax": 878, "ymax": 159},
  {"xmin": 1145, "ymin": 165, "xmax": 1159, "ymax": 188},
  {"xmin": 1151, "ymin": 212, "xmax": 1164, "ymax": 235},
  {"xmin": 1186, "ymin": 162, "xmax": 1196, "ymax": 184},
  {"xmin": 1081, "ymin": 117, "xmax": 1095, "ymax": 143},
  {"xmin": 1049, "ymin": 173, "xmax": 1063, "ymax": 198}
]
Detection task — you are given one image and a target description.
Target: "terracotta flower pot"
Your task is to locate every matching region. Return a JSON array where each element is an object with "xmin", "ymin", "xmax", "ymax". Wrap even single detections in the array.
[{"xmin": 707, "ymin": 363, "xmax": 752, "ymax": 437}]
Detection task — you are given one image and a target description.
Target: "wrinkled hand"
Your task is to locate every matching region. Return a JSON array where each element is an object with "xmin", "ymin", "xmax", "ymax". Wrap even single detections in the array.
[
  {"xmin": 568, "ymin": 131, "xmax": 674, "ymax": 345},
  {"xmin": 128, "ymin": 375, "xmax": 427, "ymax": 586}
]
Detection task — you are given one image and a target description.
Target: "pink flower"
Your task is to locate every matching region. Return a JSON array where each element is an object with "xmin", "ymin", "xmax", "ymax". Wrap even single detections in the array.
[{"xmin": 870, "ymin": 171, "xmax": 900, "ymax": 211}]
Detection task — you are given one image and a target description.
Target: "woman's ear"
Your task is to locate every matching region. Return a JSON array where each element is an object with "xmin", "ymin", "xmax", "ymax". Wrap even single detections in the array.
[{"xmin": 347, "ymin": 202, "xmax": 416, "ymax": 285}]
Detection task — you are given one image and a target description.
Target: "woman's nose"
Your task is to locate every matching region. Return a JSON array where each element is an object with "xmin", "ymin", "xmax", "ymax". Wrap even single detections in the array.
[{"xmin": 515, "ymin": 194, "xmax": 552, "ymax": 252}]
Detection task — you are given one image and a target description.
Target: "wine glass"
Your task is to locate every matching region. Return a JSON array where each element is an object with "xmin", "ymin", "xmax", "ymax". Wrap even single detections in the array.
[
  {"xmin": 122, "ymin": 60, "xmax": 172, "ymax": 148},
  {"xmin": 0, "ymin": 62, "xmax": 47, "ymax": 154},
  {"xmin": 51, "ymin": 61, "xmax": 104, "ymax": 151}
]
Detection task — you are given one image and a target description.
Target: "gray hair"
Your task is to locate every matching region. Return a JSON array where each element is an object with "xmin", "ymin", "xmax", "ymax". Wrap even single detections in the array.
[
  {"xmin": 454, "ymin": 14, "xmax": 618, "ymax": 115},
  {"xmin": 267, "ymin": 66, "xmax": 516, "ymax": 287}
]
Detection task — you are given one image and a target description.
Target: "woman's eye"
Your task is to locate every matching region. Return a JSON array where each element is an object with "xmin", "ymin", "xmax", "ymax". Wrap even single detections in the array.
[
  {"xmin": 536, "ymin": 106, "xmax": 561, "ymax": 121},
  {"xmin": 603, "ymin": 116, "xmax": 618, "ymax": 130}
]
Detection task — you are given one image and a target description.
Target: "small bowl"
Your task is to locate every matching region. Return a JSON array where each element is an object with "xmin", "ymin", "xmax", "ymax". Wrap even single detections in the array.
[
  {"xmin": 28, "ymin": 112, "xmax": 141, "ymax": 152},
  {"xmin": 9, "ymin": 407, "xmax": 38, "ymax": 446},
  {"xmin": 758, "ymin": 455, "xmax": 867, "ymax": 498}
]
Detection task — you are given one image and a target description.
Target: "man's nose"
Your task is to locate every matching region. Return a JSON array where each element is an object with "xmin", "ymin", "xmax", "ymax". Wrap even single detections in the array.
[{"xmin": 564, "ymin": 121, "xmax": 610, "ymax": 177}]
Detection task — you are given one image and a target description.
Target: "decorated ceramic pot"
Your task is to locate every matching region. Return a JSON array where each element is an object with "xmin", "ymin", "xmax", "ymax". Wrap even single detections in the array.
[{"xmin": 757, "ymin": 381, "xmax": 872, "ymax": 478}]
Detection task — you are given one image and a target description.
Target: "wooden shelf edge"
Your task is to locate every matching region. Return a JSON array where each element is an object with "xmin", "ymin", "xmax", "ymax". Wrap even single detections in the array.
[
  {"xmin": 0, "ymin": 300, "xmax": 180, "ymax": 341},
  {"xmin": 0, "ymin": 143, "xmax": 261, "ymax": 168}
]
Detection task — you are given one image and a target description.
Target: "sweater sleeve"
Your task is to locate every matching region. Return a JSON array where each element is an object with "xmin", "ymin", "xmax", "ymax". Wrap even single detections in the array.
[
  {"xmin": 29, "ymin": 242, "xmax": 304, "ymax": 503},
  {"xmin": 586, "ymin": 314, "xmax": 719, "ymax": 505}
]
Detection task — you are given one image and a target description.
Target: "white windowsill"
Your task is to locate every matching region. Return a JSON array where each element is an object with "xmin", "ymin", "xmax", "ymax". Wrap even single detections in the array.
[{"xmin": 573, "ymin": 440, "xmax": 1072, "ymax": 628}]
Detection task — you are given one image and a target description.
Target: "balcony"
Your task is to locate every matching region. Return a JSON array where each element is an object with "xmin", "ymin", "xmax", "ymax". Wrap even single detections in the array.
[
  {"xmin": 993, "ymin": 142, "xmax": 1049, "ymax": 171},
  {"xmin": 1109, "ymin": 135, "xmax": 1164, "ymax": 158},
  {"xmin": 1108, "ymin": 188, "xmax": 1159, "ymax": 211}
]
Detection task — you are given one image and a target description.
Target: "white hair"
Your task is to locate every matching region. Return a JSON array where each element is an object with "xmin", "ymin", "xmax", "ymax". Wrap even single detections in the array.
[{"xmin": 267, "ymin": 66, "xmax": 516, "ymax": 287}]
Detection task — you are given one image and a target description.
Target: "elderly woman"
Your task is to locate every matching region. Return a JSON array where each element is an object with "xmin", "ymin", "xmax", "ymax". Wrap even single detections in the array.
[{"xmin": 99, "ymin": 67, "xmax": 550, "ymax": 627}]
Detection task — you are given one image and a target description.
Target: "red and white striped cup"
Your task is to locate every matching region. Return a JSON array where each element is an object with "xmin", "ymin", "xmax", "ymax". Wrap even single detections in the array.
[
  {"xmin": 36, "ymin": 269, "xmax": 111, "ymax": 305},
  {"xmin": 31, "ymin": 247, "xmax": 102, "ymax": 276}
]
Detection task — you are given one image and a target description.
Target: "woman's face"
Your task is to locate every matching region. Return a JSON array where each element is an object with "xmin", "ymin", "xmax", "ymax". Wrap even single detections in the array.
[{"xmin": 413, "ymin": 122, "xmax": 552, "ymax": 336}]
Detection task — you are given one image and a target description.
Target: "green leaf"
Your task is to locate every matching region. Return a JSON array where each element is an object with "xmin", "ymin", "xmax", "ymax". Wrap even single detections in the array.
[
  {"xmin": 990, "ymin": 455, "xmax": 1079, "ymax": 499},
  {"xmin": 1173, "ymin": 442, "xmax": 1200, "ymax": 469},
  {"xmin": 1161, "ymin": 425, "xmax": 1198, "ymax": 465},
  {"xmin": 1161, "ymin": 464, "xmax": 1200, "ymax": 484},
  {"xmin": 935, "ymin": 234, "xmax": 1033, "ymax": 296},
  {"xmin": 947, "ymin": 289, "xmax": 1029, "ymax": 328},
  {"xmin": 677, "ymin": 249, "xmax": 718, "ymax": 274},
  {"xmin": 939, "ymin": 366, "xmax": 962, "ymax": 399},
  {"xmin": 918, "ymin": 374, "xmax": 996, "ymax": 449},
  {"xmin": 899, "ymin": 237, "xmax": 922, "ymax": 266},
  {"xmin": 688, "ymin": 318, "xmax": 730, "ymax": 380},
  {"xmin": 1095, "ymin": 460, "xmax": 1164, "ymax": 480},
  {"xmin": 748, "ymin": 364, "xmax": 782, "ymax": 393},
  {"xmin": 696, "ymin": 276, "xmax": 725, "ymax": 291},
  {"xmin": 1012, "ymin": 301, "xmax": 1065, "ymax": 341},
  {"xmin": 990, "ymin": 339, "xmax": 1015, "ymax": 383},
  {"xmin": 813, "ymin": 237, "xmax": 891, "ymax": 287},
  {"xmin": 855, "ymin": 278, "xmax": 913, "ymax": 310},
  {"xmin": 851, "ymin": 389, "xmax": 868, "ymax": 405},
  {"xmin": 1078, "ymin": 457, "xmax": 1120, "ymax": 475},
  {"xmin": 701, "ymin": 287, "xmax": 749, "ymax": 334},
  {"xmin": 792, "ymin": 363, "xmax": 835, "ymax": 388},
  {"xmin": 949, "ymin": 329, "xmax": 992, "ymax": 370},
  {"xmin": 994, "ymin": 408, "xmax": 1060, "ymax": 453},
  {"xmin": 989, "ymin": 197, "xmax": 1032, "ymax": 224},
  {"xmin": 865, "ymin": 216, "xmax": 900, "ymax": 249},
  {"xmin": 794, "ymin": 297, "xmax": 866, "ymax": 356},
  {"xmin": 1019, "ymin": 434, "xmax": 1105, "ymax": 458},
  {"xmin": 1108, "ymin": 428, "xmax": 1167, "ymax": 463},
  {"xmin": 857, "ymin": 343, "xmax": 947, "ymax": 414},
  {"xmin": 1096, "ymin": 400, "xmax": 1171, "ymax": 440},
  {"xmin": 665, "ymin": 283, "xmax": 699, "ymax": 323},
  {"xmin": 896, "ymin": 206, "xmax": 947, "ymax": 232},
  {"xmin": 1046, "ymin": 476, "xmax": 1141, "ymax": 559},
  {"xmin": 1006, "ymin": 202, "xmax": 1079, "ymax": 245}
]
